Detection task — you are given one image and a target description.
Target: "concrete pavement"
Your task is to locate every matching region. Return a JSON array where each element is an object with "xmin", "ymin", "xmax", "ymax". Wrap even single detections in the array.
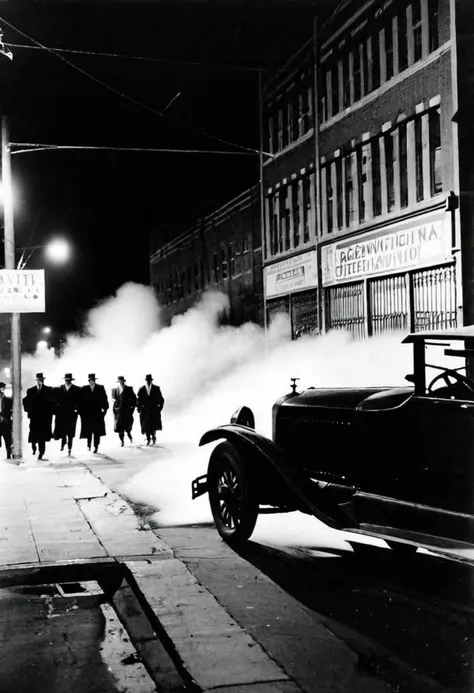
[{"xmin": 0, "ymin": 450, "xmax": 395, "ymax": 692}]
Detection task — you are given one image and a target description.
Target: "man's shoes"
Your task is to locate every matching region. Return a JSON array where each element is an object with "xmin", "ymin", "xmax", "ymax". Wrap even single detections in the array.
[
  {"xmin": 94, "ymin": 447, "xmax": 99, "ymax": 453},
  {"xmin": 32, "ymin": 444, "xmax": 36, "ymax": 454},
  {"xmin": 38, "ymin": 454, "xmax": 44, "ymax": 461},
  {"xmin": 68, "ymin": 448, "xmax": 72, "ymax": 456},
  {"xmin": 60, "ymin": 442, "xmax": 65, "ymax": 452},
  {"xmin": 146, "ymin": 438, "xmax": 150, "ymax": 445},
  {"xmin": 120, "ymin": 440, "xmax": 124, "ymax": 447},
  {"xmin": 127, "ymin": 433, "xmax": 133, "ymax": 442},
  {"xmin": 6, "ymin": 454, "xmax": 11, "ymax": 459},
  {"xmin": 152, "ymin": 436, "xmax": 156, "ymax": 444}
]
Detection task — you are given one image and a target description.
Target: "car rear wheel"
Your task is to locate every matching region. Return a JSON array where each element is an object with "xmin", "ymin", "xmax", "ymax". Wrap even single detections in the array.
[{"xmin": 207, "ymin": 442, "xmax": 258, "ymax": 543}]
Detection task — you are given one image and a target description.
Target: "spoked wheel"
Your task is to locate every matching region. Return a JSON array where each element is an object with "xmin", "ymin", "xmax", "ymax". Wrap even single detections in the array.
[{"xmin": 207, "ymin": 442, "xmax": 258, "ymax": 543}]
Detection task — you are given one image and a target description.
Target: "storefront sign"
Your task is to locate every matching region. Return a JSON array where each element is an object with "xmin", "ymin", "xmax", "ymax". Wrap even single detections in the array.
[
  {"xmin": 0, "ymin": 270, "xmax": 45, "ymax": 313},
  {"xmin": 321, "ymin": 211, "xmax": 451, "ymax": 286},
  {"xmin": 265, "ymin": 250, "xmax": 318, "ymax": 298}
]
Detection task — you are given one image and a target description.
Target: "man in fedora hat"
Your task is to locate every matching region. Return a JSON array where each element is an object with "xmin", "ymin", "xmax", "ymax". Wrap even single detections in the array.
[
  {"xmin": 53, "ymin": 373, "xmax": 81, "ymax": 455},
  {"xmin": 0, "ymin": 381, "xmax": 12, "ymax": 459},
  {"xmin": 112, "ymin": 376, "xmax": 137, "ymax": 446},
  {"xmin": 137, "ymin": 374, "xmax": 164, "ymax": 445},
  {"xmin": 79, "ymin": 374, "xmax": 109, "ymax": 453},
  {"xmin": 22, "ymin": 373, "xmax": 54, "ymax": 460}
]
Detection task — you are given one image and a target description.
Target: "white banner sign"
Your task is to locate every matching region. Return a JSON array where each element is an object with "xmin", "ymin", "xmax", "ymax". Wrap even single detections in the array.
[
  {"xmin": 0, "ymin": 270, "xmax": 45, "ymax": 313},
  {"xmin": 321, "ymin": 211, "xmax": 452, "ymax": 286},
  {"xmin": 265, "ymin": 250, "xmax": 318, "ymax": 298}
]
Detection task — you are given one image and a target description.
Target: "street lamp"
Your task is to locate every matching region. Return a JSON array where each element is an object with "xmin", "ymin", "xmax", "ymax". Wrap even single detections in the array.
[
  {"xmin": 36, "ymin": 340, "xmax": 48, "ymax": 350},
  {"xmin": 17, "ymin": 237, "xmax": 71, "ymax": 271},
  {"xmin": 42, "ymin": 326, "xmax": 51, "ymax": 335}
]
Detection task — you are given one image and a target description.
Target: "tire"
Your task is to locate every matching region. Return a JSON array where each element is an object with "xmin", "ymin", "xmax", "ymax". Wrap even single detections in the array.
[{"xmin": 207, "ymin": 442, "xmax": 258, "ymax": 543}]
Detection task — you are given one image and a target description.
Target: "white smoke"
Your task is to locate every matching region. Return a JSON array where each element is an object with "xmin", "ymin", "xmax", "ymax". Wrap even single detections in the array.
[{"xmin": 18, "ymin": 282, "xmax": 417, "ymax": 549}]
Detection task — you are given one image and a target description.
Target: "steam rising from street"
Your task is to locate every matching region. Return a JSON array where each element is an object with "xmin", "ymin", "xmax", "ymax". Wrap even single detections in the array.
[{"xmin": 21, "ymin": 282, "xmax": 414, "ymax": 548}]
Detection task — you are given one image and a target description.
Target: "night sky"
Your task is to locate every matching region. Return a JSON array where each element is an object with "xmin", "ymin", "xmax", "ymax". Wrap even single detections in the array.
[{"xmin": 0, "ymin": 0, "xmax": 327, "ymax": 346}]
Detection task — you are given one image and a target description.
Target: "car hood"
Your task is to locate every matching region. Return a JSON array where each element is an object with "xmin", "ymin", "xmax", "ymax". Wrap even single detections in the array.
[{"xmin": 282, "ymin": 386, "xmax": 394, "ymax": 410}]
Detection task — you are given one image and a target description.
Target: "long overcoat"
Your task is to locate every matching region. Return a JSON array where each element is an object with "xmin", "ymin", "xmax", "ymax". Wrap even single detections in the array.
[
  {"xmin": 23, "ymin": 385, "xmax": 54, "ymax": 443},
  {"xmin": 112, "ymin": 385, "xmax": 137, "ymax": 433},
  {"xmin": 137, "ymin": 384, "xmax": 164, "ymax": 434},
  {"xmin": 0, "ymin": 394, "xmax": 12, "ymax": 445},
  {"xmin": 53, "ymin": 384, "xmax": 81, "ymax": 440},
  {"xmin": 79, "ymin": 384, "xmax": 109, "ymax": 439}
]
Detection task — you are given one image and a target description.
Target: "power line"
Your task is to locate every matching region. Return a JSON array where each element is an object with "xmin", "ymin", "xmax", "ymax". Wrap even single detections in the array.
[
  {"xmin": 10, "ymin": 142, "xmax": 257, "ymax": 156},
  {"xmin": 5, "ymin": 41, "xmax": 265, "ymax": 73},
  {"xmin": 0, "ymin": 16, "xmax": 266, "ymax": 156}
]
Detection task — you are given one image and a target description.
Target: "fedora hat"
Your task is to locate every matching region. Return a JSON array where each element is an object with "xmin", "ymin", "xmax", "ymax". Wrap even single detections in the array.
[
  {"xmin": 64, "ymin": 373, "xmax": 75, "ymax": 380},
  {"xmin": 145, "ymin": 374, "xmax": 153, "ymax": 380},
  {"xmin": 117, "ymin": 376, "xmax": 126, "ymax": 382},
  {"xmin": 88, "ymin": 373, "xmax": 97, "ymax": 380},
  {"xmin": 35, "ymin": 373, "xmax": 45, "ymax": 380}
]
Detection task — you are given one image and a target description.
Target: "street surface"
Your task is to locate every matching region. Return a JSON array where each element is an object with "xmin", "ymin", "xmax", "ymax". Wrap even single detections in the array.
[
  {"xmin": 0, "ymin": 431, "xmax": 472, "ymax": 692},
  {"xmin": 76, "ymin": 432, "xmax": 474, "ymax": 693}
]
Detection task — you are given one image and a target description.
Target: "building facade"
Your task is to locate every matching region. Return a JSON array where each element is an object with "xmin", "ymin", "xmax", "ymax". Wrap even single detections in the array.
[
  {"xmin": 262, "ymin": 0, "xmax": 472, "ymax": 339},
  {"xmin": 149, "ymin": 186, "xmax": 263, "ymax": 326}
]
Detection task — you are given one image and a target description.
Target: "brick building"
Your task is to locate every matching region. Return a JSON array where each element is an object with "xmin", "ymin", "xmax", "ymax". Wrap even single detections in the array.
[
  {"xmin": 149, "ymin": 186, "xmax": 263, "ymax": 326},
  {"xmin": 262, "ymin": 0, "xmax": 472, "ymax": 338}
]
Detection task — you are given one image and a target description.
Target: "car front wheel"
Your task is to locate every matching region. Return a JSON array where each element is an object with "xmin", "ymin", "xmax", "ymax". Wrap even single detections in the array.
[{"xmin": 207, "ymin": 442, "xmax": 258, "ymax": 543}]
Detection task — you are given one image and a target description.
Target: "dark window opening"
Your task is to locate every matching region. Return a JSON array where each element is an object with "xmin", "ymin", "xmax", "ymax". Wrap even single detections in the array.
[
  {"xmin": 372, "ymin": 139, "xmax": 382, "ymax": 217},
  {"xmin": 343, "ymin": 54, "xmax": 351, "ymax": 107},
  {"xmin": 428, "ymin": 0, "xmax": 439, "ymax": 52},
  {"xmin": 385, "ymin": 132, "xmax": 396, "ymax": 211},
  {"xmin": 303, "ymin": 177, "xmax": 311, "ymax": 243},
  {"xmin": 415, "ymin": 117, "xmax": 424, "ymax": 201},
  {"xmin": 357, "ymin": 149, "xmax": 366, "ymax": 222},
  {"xmin": 429, "ymin": 108, "xmax": 442, "ymax": 195},
  {"xmin": 326, "ymin": 167, "xmax": 334, "ymax": 232},
  {"xmin": 412, "ymin": 0, "xmax": 422, "ymax": 62},
  {"xmin": 399, "ymin": 123, "xmax": 408, "ymax": 208},
  {"xmin": 292, "ymin": 183, "xmax": 300, "ymax": 247},
  {"xmin": 353, "ymin": 45, "xmax": 361, "ymax": 102},
  {"xmin": 336, "ymin": 158, "xmax": 343, "ymax": 228},
  {"xmin": 372, "ymin": 31, "xmax": 381, "ymax": 90},
  {"xmin": 398, "ymin": 9, "xmax": 408, "ymax": 72},
  {"xmin": 385, "ymin": 20, "xmax": 394, "ymax": 80},
  {"xmin": 331, "ymin": 65, "xmax": 339, "ymax": 115},
  {"xmin": 344, "ymin": 155, "xmax": 354, "ymax": 224}
]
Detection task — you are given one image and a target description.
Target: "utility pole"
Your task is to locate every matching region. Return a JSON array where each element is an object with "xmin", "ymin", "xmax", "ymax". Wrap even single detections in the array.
[{"xmin": 2, "ymin": 116, "xmax": 22, "ymax": 459}]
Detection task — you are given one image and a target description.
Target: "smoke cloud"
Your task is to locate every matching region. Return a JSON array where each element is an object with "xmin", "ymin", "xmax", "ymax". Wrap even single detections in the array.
[{"xmin": 19, "ymin": 282, "xmax": 418, "ymax": 549}]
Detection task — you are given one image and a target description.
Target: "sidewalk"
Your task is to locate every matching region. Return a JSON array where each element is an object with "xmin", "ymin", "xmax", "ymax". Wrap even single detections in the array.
[{"xmin": 0, "ymin": 457, "xmax": 306, "ymax": 692}]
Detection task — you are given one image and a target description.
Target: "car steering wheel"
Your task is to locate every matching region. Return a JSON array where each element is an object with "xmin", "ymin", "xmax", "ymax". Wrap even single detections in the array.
[{"xmin": 427, "ymin": 369, "xmax": 474, "ymax": 396}]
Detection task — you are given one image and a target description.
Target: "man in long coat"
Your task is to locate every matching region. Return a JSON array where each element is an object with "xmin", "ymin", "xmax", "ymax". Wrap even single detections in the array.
[
  {"xmin": 112, "ymin": 376, "xmax": 137, "ymax": 446},
  {"xmin": 22, "ymin": 372, "xmax": 54, "ymax": 460},
  {"xmin": 137, "ymin": 374, "xmax": 164, "ymax": 445},
  {"xmin": 79, "ymin": 373, "xmax": 109, "ymax": 453},
  {"xmin": 0, "ymin": 381, "xmax": 12, "ymax": 459},
  {"xmin": 53, "ymin": 373, "xmax": 81, "ymax": 455}
]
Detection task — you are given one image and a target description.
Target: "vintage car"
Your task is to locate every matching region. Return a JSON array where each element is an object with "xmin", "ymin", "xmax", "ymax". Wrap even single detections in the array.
[{"xmin": 192, "ymin": 329, "xmax": 474, "ymax": 554}]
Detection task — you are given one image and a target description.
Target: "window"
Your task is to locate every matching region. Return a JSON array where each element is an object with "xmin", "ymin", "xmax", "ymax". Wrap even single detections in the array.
[
  {"xmin": 268, "ymin": 116, "xmax": 274, "ymax": 154},
  {"xmin": 292, "ymin": 182, "xmax": 300, "ymax": 247},
  {"xmin": 221, "ymin": 248, "xmax": 228, "ymax": 280},
  {"xmin": 307, "ymin": 81, "xmax": 314, "ymax": 130},
  {"xmin": 278, "ymin": 190, "xmax": 286, "ymax": 252},
  {"xmin": 303, "ymin": 177, "xmax": 311, "ymax": 243},
  {"xmin": 213, "ymin": 253, "xmax": 219, "ymax": 282},
  {"xmin": 415, "ymin": 117, "xmax": 424, "ymax": 201},
  {"xmin": 357, "ymin": 148, "xmax": 367, "ymax": 222},
  {"xmin": 412, "ymin": 0, "xmax": 422, "ymax": 63},
  {"xmin": 287, "ymin": 99, "xmax": 295, "ymax": 144},
  {"xmin": 344, "ymin": 155, "xmax": 354, "ymax": 224},
  {"xmin": 281, "ymin": 103, "xmax": 288, "ymax": 148},
  {"xmin": 362, "ymin": 41, "xmax": 369, "ymax": 96},
  {"xmin": 398, "ymin": 9, "xmax": 408, "ymax": 72},
  {"xmin": 385, "ymin": 132, "xmax": 396, "ymax": 211},
  {"xmin": 326, "ymin": 167, "xmax": 334, "ymax": 232},
  {"xmin": 187, "ymin": 267, "xmax": 192, "ymax": 294},
  {"xmin": 284, "ymin": 190, "xmax": 291, "ymax": 250},
  {"xmin": 336, "ymin": 158, "xmax": 343, "ymax": 228},
  {"xmin": 272, "ymin": 202, "xmax": 278, "ymax": 255},
  {"xmin": 291, "ymin": 97, "xmax": 299, "ymax": 141},
  {"xmin": 399, "ymin": 123, "xmax": 408, "ymax": 208},
  {"xmin": 385, "ymin": 19, "xmax": 394, "ymax": 80},
  {"xmin": 298, "ymin": 88, "xmax": 308, "ymax": 136},
  {"xmin": 331, "ymin": 65, "xmax": 339, "ymax": 116},
  {"xmin": 372, "ymin": 139, "xmax": 382, "ymax": 217},
  {"xmin": 229, "ymin": 245, "xmax": 235, "ymax": 277},
  {"xmin": 372, "ymin": 31, "xmax": 381, "ymax": 90},
  {"xmin": 428, "ymin": 0, "xmax": 439, "ymax": 52},
  {"xmin": 321, "ymin": 70, "xmax": 329, "ymax": 122},
  {"xmin": 429, "ymin": 108, "xmax": 442, "ymax": 195},
  {"xmin": 353, "ymin": 45, "xmax": 361, "ymax": 101},
  {"xmin": 277, "ymin": 108, "xmax": 284, "ymax": 151},
  {"xmin": 194, "ymin": 261, "xmax": 199, "ymax": 291},
  {"xmin": 343, "ymin": 53, "xmax": 351, "ymax": 107}
]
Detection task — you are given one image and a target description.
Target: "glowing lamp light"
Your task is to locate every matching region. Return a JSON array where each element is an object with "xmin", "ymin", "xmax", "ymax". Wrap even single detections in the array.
[
  {"xmin": 45, "ymin": 238, "xmax": 70, "ymax": 263},
  {"xmin": 36, "ymin": 340, "xmax": 48, "ymax": 350},
  {"xmin": 42, "ymin": 326, "xmax": 51, "ymax": 335}
]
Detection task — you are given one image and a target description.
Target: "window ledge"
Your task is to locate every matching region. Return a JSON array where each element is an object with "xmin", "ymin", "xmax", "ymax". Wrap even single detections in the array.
[{"xmin": 264, "ymin": 128, "xmax": 314, "ymax": 165}]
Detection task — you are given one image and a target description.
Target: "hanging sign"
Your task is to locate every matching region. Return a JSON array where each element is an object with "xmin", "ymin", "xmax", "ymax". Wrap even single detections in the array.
[{"xmin": 0, "ymin": 270, "xmax": 45, "ymax": 313}]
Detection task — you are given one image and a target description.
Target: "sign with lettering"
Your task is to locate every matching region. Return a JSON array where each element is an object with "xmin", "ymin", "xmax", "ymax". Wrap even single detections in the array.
[
  {"xmin": 0, "ymin": 270, "xmax": 45, "ymax": 312},
  {"xmin": 265, "ymin": 250, "xmax": 318, "ymax": 298},
  {"xmin": 321, "ymin": 211, "xmax": 452, "ymax": 286}
]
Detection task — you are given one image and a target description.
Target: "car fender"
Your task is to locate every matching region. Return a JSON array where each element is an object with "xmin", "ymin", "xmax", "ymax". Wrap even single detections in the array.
[{"xmin": 199, "ymin": 425, "xmax": 357, "ymax": 530}]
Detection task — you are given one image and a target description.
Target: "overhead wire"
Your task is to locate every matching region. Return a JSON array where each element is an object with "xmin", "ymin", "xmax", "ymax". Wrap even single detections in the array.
[
  {"xmin": 11, "ymin": 143, "xmax": 256, "ymax": 156},
  {"xmin": 4, "ymin": 41, "xmax": 265, "ymax": 73},
  {"xmin": 0, "ymin": 15, "xmax": 270, "ymax": 157}
]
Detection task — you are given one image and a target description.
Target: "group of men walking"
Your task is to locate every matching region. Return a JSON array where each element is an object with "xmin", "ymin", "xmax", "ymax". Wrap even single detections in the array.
[{"xmin": 0, "ymin": 372, "xmax": 164, "ymax": 460}]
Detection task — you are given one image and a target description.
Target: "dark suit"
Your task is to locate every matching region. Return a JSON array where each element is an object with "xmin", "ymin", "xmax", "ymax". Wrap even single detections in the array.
[
  {"xmin": 112, "ymin": 385, "xmax": 137, "ymax": 442},
  {"xmin": 53, "ymin": 383, "xmax": 81, "ymax": 452},
  {"xmin": 137, "ymin": 384, "xmax": 164, "ymax": 443},
  {"xmin": 79, "ymin": 383, "xmax": 109, "ymax": 451},
  {"xmin": 23, "ymin": 384, "xmax": 54, "ymax": 457},
  {"xmin": 0, "ymin": 393, "xmax": 12, "ymax": 458}
]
